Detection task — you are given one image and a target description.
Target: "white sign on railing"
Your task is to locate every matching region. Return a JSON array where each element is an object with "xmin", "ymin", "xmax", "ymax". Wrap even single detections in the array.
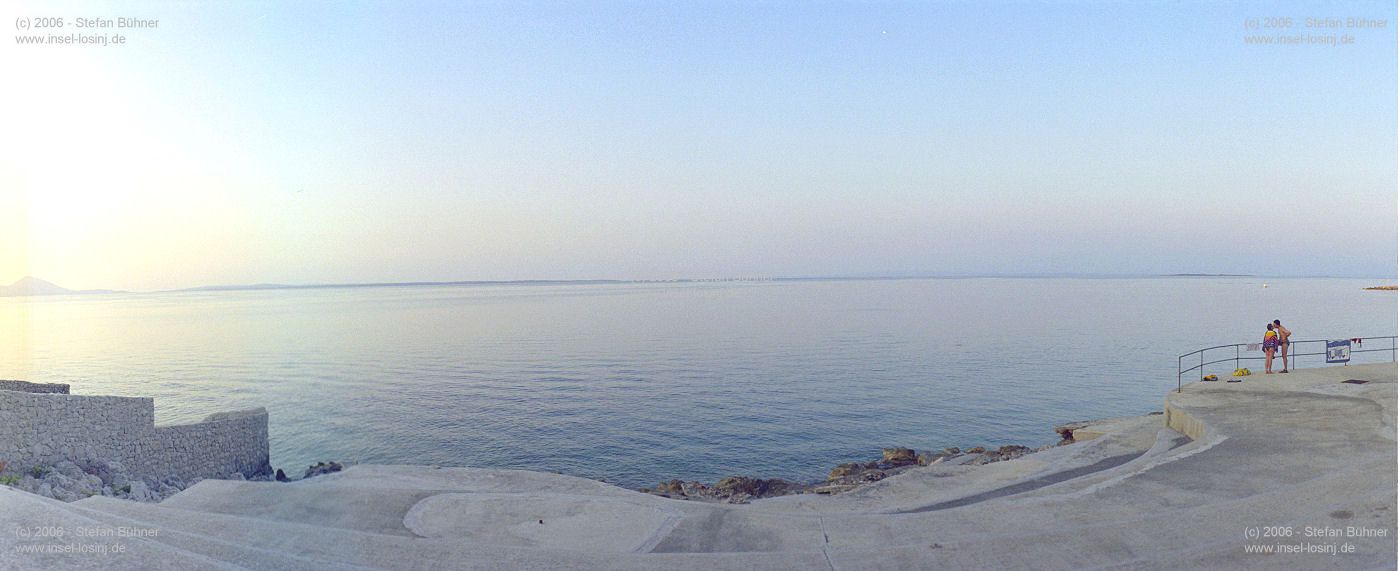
[{"xmin": 1326, "ymin": 340, "xmax": 1351, "ymax": 363}]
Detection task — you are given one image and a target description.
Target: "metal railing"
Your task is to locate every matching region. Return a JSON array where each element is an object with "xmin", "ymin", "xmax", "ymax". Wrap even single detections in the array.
[{"xmin": 1176, "ymin": 336, "xmax": 1397, "ymax": 392}]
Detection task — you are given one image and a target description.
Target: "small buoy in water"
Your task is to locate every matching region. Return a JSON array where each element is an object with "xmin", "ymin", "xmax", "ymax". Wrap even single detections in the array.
[{"xmin": 1263, "ymin": 283, "xmax": 1269, "ymax": 288}]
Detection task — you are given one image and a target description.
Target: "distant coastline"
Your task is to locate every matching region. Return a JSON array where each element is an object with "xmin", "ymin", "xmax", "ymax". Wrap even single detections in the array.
[
  {"xmin": 0, "ymin": 276, "xmax": 121, "ymax": 298},
  {"xmin": 7, "ymin": 273, "xmax": 1397, "ymax": 298},
  {"xmin": 175, "ymin": 279, "xmax": 636, "ymax": 293}
]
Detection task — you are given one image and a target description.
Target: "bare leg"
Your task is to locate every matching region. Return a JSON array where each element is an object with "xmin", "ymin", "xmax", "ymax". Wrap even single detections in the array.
[
  {"xmin": 1265, "ymin": 348, "xmax": 1274, "ymax": 373},
  {"xmin": 1280, "ymin": 345, "xmax": 1288, "ymax": 371}
]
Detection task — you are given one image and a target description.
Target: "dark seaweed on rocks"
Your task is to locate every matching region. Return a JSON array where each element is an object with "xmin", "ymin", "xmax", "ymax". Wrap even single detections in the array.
[
  {"xmin": 641, "ymin": 442, "xmax": 1053, "ymax": 503},
  {"xmin": 302, "ymin": 461, "xmax": 344, "ymax": 479}
]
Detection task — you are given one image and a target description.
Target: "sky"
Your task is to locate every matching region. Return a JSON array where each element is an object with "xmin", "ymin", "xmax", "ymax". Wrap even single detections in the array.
[{"xmin": 1, "ymin": 1, "xmax": 1396, "ymax": 291}]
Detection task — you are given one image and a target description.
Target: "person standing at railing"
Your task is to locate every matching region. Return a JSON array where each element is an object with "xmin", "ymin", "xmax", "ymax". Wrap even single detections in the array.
[
  {"xmin": 1273, "ymin": 320, "xmax": 1292, "ymax": 373},
  {"xmin": 1262, "ymin": 324, "xmax": 1280, "ymax": 374}
]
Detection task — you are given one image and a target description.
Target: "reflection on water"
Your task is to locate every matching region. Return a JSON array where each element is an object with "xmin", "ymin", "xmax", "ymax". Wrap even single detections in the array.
[{"xmin": 1, "ymin": 277, "xmax": 1393, "ymax": 487}]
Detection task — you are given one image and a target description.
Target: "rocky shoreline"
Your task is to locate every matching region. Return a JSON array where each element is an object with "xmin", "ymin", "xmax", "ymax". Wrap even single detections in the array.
[
  {"xmin": 0, "ymin": 459, "xmax": 345, "ymax": 503},
  {"xmin": 0, "ymin": 459, "xmax": 267, "ymax": 503},
  {"xmin": 637, "ymin": 418, "xmax": 1126, "ymax": 503},
  {"xmin": 640, "ymin": 443, "xmax": 1052, "ymax": 503}
]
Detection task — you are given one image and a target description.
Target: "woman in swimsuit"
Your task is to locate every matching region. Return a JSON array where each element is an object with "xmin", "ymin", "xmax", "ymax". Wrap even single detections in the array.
[
  {"xmin": 1273, "ymin": 320, "xmax": 1291, "ymax": 373},
  {"xmin": 1262, "ymin": 323, "xmax": 1279, "ymax": 374}
]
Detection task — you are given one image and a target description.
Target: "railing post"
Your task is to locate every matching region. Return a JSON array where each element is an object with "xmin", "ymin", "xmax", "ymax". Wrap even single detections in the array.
[
  {"xmin": 1177, "ymin": 355, "xmax": 1182, "ymax": 393},
  {"xmin": 1235, "ymin": 345, "xmax": 1239, "ymax": 370}
]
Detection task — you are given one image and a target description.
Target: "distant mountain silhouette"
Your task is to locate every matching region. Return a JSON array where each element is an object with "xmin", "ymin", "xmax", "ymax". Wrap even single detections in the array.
[
  {"xmin": 0, "ymin": 277, "xmax": 119, "ymax": 297},
  {"xmin": 172, "ymin": 279, "xmax": 628, "ymax": 293}
]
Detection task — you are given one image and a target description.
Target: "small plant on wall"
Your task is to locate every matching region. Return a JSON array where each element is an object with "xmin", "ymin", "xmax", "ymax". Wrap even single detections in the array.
[{"xmin": 0, "ymin": 463, "xmax": 18, "ymax": 487}]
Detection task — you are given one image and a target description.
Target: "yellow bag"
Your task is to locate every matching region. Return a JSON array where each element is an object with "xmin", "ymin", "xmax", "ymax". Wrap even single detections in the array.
[
  {"xmin": 1232, "ymin": 368, "xmax": 1251, "ymax": 377},
  {"xmin": 1202, "ymin": 374, "xmax": 1218, "ymax": 382}
]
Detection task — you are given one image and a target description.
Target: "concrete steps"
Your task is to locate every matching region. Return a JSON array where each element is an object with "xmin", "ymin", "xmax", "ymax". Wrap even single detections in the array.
[
  {"xmin": 70, "ymin": 495, "xmax": 474, "ymax": 569},
  {"xmin": 65, "ymin": 494, "xmax": 828, "ymax": 570},
  {"xmin": 801, "ymin": 431, "xmax": 1398, "ymax": 569},
  {"xmin": 298, "ymin": 464, "xmax": 646, "ymax": 497},
  {"xmin": 0, "ymin": 487, "xmax": 246, "ymax": 571},
  {"xmin": 153, "ymin": 479, "xmax": 437, "ymax": 536},
  {"xmin": 64, "ymin": 496, "xmax": 378, "ymax": 571},
  {"xmin": 756, "ymin": 424, "xmax": 1191, "ymax": 517}
]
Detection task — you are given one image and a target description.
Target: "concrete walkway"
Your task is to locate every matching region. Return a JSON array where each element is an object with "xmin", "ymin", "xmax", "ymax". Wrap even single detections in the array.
[{"xmin": 2, "ymin": 363, "xmax": 1395, "ymax": 569}]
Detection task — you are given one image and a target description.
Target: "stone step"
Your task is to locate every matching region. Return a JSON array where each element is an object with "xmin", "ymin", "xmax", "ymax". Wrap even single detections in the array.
[
  {"xmin": 756, "ymin": 425, "xmax": 1191, "ymax": 517},
  {"xmin": 822, "ymin": 478, "xmax": 1399, "ymax": 570},
  {"xmin": 70, "ymin": 496, "xmax": 438, "ymax": 569},
  {"xmin": 288, "ymin": 464, "xmax": 643, "ymax": 497},
  {"xmin": 69, "ymin": 495, "xmax": 830, "ymax": 570},
  {"xmin": 2, "ymin": 487, "xmax": 273, "ymax": 571},
  {"xmin": 816, "ymin": 452, "xmax": 1398, "ymax": 553},
  {"xmin": 154, "ymin": 479, "xmax": 440, "ymax": 536}
]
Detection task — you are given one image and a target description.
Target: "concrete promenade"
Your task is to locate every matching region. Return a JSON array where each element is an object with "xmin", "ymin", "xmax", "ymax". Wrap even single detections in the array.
[{"xmin": 1, "ymin": 363, "xmax": 1395, "ymax": 569}]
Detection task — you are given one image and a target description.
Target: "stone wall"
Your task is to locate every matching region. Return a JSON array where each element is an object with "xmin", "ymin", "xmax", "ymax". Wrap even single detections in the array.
[
  {"xmin": 0, "ymin": 388, "xmax": 270, "ymax": 480},
  {"xmin": 154, "ymin": 409, "xmax": 270, "ymax": 481},
  {"xmin": 0, "ymin": 380, "xmax": 70, "ymax": 394}
]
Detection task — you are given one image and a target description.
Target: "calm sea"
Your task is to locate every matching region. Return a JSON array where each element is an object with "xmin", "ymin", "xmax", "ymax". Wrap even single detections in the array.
[{"xmin": 1, "ymin": 277, "xmax": 1394, "ymax": 488}]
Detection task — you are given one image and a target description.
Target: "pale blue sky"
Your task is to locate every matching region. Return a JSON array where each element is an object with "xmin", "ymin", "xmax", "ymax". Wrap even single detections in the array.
[{"xmin": 3, "ymin": 1, "xmax": 1396, "ymax": 290}]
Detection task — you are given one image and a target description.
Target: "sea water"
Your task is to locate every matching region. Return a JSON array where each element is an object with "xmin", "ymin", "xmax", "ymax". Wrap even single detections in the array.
[{"xmin": 1, "ymin": 277, "xmax": 1393, "ymax": 488}]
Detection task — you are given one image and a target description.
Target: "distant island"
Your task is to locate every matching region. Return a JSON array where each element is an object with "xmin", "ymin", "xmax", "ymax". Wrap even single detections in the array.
[
  {"xmin": 0, "ymin": 277, "xmax": 120, "ymax": 298},
  {"xmin": 175, "ymin": 279, "xmax": 633, "ymax": 293},
  {"xmin": 1364, "ymin": 285, "xmax": 1398, "ymax": 291},
  {"xmin": 1161, "ymin": 273, "xmax": 1254, "ymax": 277}
]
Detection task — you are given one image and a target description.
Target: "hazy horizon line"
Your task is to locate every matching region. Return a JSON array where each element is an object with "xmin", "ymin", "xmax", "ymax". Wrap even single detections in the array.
[{"xmin": 10, "ymin": 272, "xmax": 1399, "ymax": 297}]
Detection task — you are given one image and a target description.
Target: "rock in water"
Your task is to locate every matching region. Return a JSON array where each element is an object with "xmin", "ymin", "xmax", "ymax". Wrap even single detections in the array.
[
  {"xmin": 654, "ymin": 479, "xmax": 685, "ymax": 495},
  {"xmin": 829, "ymin": 463, "xmax": 863, "ymax": 480},
  {"xmin": 917, "ymin": 453, "xmax": 944, "ymax": 466},
  {"xmin": 715, "ymin": 476, "xmax": 796, "ymax": 500},
  {"xmin": 1054, "ymin": 421, "xmax": 1093, "ymax": 443},
  {"xmin": 881, "ymin": 447, "xmax": 917, "ymax": 466},
  {"xmin": 716, "ymin": 476, "xmax": 759, "ymax": 496},
  {"xmin": 303, "ymin": 461, "xmax": 344, "ymax": 479},
  {"xmin": 680, "ymin": 481, "xmax": 709, "ymax": 497},
  {"xmin": 275, "ymin": 469, "xmax": 289, "ymax": 482}
]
